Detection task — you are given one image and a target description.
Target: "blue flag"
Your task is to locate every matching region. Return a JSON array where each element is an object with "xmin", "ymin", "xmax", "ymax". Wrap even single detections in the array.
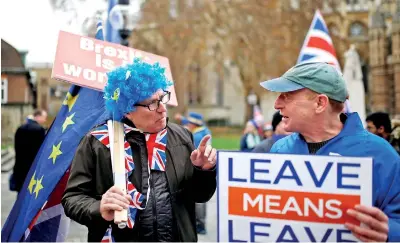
[{"xmin": 1, "ymin": 22, "xmax": 109, "ymax": 242}]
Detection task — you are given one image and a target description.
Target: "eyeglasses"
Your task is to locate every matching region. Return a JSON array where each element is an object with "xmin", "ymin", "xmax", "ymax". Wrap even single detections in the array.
[{"xmin": 134, "ymin": 91, "xmax": 171, "ymax": 111}]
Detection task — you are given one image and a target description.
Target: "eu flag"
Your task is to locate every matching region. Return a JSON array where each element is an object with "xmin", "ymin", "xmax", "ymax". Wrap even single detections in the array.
[{"xmin": 1, "ymin": 21, "xmax": 109, "ymax": 242}]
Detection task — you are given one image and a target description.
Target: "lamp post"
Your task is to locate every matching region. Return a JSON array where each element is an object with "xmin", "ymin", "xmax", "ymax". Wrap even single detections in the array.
[
  {"xmin": 109, "ymin": 0, "xmax": 143, "ymax": 47},
  {"xmin": 118, "ymin": 0, "xmax": 130, "ymax": 47},
  {"xmin": 247, "ymin": 90, "xmax": 258, "ymax": 121}
]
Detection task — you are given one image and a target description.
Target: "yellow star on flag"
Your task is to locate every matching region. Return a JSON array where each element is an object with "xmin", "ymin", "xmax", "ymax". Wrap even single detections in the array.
[
  {"xmin": 62, "ymin": 113, "xmax": 76, "ymax": 132},
  {"xmin": 34, "ymin": 175, "xmax": 44, "ymax": 199},
  {"xmin": 48, "ymin": 141, "xmax": 63, "ymax": 164},
  {"xmin": 28, "ymin": 171, "xmax": 37, "ymax": 194},
  {"xmin": 63, "ymin": 92, "xmax": 79, "ymax": 112}
]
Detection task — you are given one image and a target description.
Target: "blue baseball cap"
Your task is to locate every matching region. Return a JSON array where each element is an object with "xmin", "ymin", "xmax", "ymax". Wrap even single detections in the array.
[
  {"xmin": 181, "ymin": 117, "xmax": 189, "ymax": 126},
  {"xmin": 187, "ymin": 112, "xmax": 204, "ymax": 126},
  {"xmin": 260, "ymin": 62, "xmax": 348, "ymax": 102}
]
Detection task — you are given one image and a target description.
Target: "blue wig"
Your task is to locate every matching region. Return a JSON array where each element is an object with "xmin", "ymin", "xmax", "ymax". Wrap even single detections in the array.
[{"xmin": 104, "ymin": 58, "xmax": 173, "ymax": 121}]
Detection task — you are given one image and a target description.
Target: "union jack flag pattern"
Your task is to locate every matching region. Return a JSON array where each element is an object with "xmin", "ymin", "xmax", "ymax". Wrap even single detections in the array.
[
  {"xmin": 101, "ymin": 227, "xmax": 114, "ymax": 243},
  {"xmin": 297, "ymin": 9, "xmax": 340, "ymax": 71},
  {"xmin": 23, "ymin": 170, "xmax": 71, "ymax": 242},
  {"xmin": 91, "ymin": 123, "xmax": 168, "ymax": 242},
  {"xmin": 297, "ymin": 9, "xmax": 351, "ymax": 112},
  {"xmin": 91, "ymin": 126, "xmax": 111, "ymax": 149},
  {"xmin": 145, "ymin": 129, "xmax": 167, "ymax": 171}
]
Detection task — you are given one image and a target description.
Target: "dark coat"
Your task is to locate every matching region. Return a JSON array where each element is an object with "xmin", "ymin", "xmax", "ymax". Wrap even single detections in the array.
[
  {"xmin": 61, "ymin": 121, "xmax": 216, "ymax": 242},
  {"xmin": 13, "ymin": 119, "xmax": 46, "ymax": 192}
]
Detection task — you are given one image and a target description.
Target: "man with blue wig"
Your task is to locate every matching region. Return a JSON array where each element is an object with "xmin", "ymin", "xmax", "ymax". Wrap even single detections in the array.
[{"xmin": 62, "ymin": 58, "xmax": 217, "ymax": 242}]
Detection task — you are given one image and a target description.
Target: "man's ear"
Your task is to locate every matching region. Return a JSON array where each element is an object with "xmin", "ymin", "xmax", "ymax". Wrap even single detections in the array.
[
  {"xmin": 125, "ymin": 112, "xmax": 133, "ymax": 121},
  {"xmin": 378, "ymin": 125, "xmax": 385, "ymax": 134},
  {"xmin": 315, "ymin": 95, "xmax": 329, "ymax": 114}
]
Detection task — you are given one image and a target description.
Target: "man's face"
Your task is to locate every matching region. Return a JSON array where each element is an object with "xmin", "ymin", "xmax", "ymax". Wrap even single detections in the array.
[
  {"xmin": 274, "ymin": 89, "xmax": 316, "ymax": 133},
  {"xmin": 125, "ymin": 90, "xmax": 168, "ymax": 133},
  {"xmin": 366, "ymin": 121, "xmax": 379, "ymax": 135},
  {"xmin": 36, "ymin": 111, "xmax": 48, "ymax": 125}
]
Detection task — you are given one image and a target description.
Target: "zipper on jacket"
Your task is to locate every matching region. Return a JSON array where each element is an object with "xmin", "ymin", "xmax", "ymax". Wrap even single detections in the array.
[{"xmin": 150, "ymin": 175, "xmax": 158, "ymax": 241}]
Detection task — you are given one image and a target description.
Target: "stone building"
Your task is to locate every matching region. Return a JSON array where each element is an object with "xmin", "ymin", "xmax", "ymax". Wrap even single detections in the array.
[
  {"xmin": 30, "ymin": 64, "xmax": 71, "ymax": 119},
  {"xmin": 129, "ymin": 0, "xmax": 400, "ymax": 124},
  {"xmin": 323, "ymin": 0, "xmax": 400, "ymax": 117},
  {"xmin": 367, "ymin": 0, "xmax": 400, "ymax": 115},
  {"xmin": 1, "ymin": 39, "xmax": 35, "ymax": 144}
]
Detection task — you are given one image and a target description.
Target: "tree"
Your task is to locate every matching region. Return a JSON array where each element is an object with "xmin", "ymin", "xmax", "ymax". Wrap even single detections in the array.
[
  {"xmin": 50, "ymin": 0, "xmax": 345, "ymax": 120},
  {"xmin": 129, "ymin": 0, "xmax": 343, "ymax": 119}
]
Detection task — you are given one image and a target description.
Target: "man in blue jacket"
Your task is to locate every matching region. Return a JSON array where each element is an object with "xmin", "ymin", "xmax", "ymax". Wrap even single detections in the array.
[
  {"xmin": 185, "ymin": 112, "xmax": 212, "ymax": 234},
  {"xmin": 260, "ymin": 62, "xmax": 400, "ymax": 242}
]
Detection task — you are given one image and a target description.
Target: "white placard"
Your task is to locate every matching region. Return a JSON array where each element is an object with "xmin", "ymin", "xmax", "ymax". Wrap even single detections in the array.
[{"xmin": 217, "ymin": 151, "xmax": 373, "ymax": 242}]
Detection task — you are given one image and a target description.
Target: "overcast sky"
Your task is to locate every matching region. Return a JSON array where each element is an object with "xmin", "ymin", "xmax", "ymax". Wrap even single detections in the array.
[{"xmin": 1, "ymin": 0, "xmax": 107, "ymax": 66}]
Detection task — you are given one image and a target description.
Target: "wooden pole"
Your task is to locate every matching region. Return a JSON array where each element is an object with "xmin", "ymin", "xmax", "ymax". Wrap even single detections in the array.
[{"xmin": 109, "ymin": 120, "xmax": 128, "ymax": 228}]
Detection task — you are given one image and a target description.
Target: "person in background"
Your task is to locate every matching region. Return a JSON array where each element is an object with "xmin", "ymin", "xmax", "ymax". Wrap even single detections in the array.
[
  {"xmin": 184, "ymin": 112, "xmax": 212, "ymax": 235},
  {"xmin": 366, "ymin": 112, "xmax": 392, "ymax": 141},
  {"xmin": 262, "ymin": 123, "xmax": 273, "ymax": 139},
  {"xmin": 252, "ymin": 111, "xmax": 291, "ymax": 153},
  {"xmin": 174, "ymin": 112, "xmax": 190, "ymax": 129},
  {"xmin": 365, "ymin": 112, "xmax": 400, "ymax": 154},
  {"xmin": 391, "ymin": 117, "xmax": 400, "ymax": 154},
  {"xmin": 25, "ymin": 114, "xmax": 34, "ymax": 123},
  {"xmin": 240, "ymin": 120, "xmax": 261, "ymax": 151},
  {"xmin": 12, "ymin": 109, "xmax": 47, "ymax": 193}
]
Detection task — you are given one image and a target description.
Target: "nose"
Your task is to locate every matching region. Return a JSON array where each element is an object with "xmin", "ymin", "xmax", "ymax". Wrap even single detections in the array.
[
  {"xmin": 157, "ymin": 101, "xmax": 167, "ymax": 112},
  {"xmin": 274, "ymin": 94, "xmax": 284, "ymax": 110}
]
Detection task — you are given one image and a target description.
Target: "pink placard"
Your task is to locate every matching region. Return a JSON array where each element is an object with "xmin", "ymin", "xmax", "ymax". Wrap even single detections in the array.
[{"xmin": 52, "ymin": 30, "xmax": 178, "ymax": 106}]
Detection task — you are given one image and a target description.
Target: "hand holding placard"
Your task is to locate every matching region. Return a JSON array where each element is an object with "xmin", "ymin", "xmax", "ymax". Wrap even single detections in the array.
[{"xmin": 345, "ymin": 205, "xmax": 389, "ymax": 242}]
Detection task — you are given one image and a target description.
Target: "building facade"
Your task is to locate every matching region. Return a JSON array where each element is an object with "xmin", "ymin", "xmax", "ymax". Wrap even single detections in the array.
[
  {"xmin": 31, "ymin": 65, "xmax": 71, "ymax": 119},
  {"xmin": 367, "ymin": 0, "xmax": 400, "ymax": 116},
  {"xmin": 1, "ymin": 39, "xmax": 35, "ymax": 144},
  {"xmin": 129, "ymin": 0, "xmax": 400, "ymax": 124}
]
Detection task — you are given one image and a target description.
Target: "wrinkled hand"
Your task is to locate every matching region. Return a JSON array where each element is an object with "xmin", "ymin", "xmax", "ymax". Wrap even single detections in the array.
[
  {"xmin": 190, "ymin": 135, "xmax": 217, "ymax": 170},
  {"xmin": 345, "ymin": 205, "xmax": 389, "ymax": 242},
  {"xmin": 100, "ymin": 186, "xmax": 131, "ymax": 221}
]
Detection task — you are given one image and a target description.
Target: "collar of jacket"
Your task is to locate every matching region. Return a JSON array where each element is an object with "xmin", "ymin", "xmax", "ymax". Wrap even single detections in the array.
[
  {"xmin": 286, "ymin": 112, "xmax": 363, "ymax": 154},
  {"xmin": 120, "ymin": 117, "xmax": 169, "ymax": 134}
]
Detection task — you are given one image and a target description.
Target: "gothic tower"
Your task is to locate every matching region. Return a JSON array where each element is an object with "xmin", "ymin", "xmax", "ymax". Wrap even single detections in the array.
[
  {"xmin": 369, "ymin": 11, "xmax": 391, "ymax": 112},
  {"xmin": 391, "ymin": 2, "xmax": 400, "ymax": 115}
]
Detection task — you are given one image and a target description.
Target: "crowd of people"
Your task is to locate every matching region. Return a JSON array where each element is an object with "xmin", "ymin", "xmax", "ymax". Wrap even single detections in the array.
[
  {"xmin": 7, "ymin": 61, "xmax": 400, "ymax": 241},
  {"xmin": 239, "ymin": 109, "xmax": 400, "ymax": 156},
  {"xmin": 240, "ymin": 105, "xmax": 400, "ymax": 156}
]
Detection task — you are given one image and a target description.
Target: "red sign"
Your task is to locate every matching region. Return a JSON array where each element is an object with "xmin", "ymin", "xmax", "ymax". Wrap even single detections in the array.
[{"xmin": 52, "ymin": 31, "xmax": 178, "ymax": 106}]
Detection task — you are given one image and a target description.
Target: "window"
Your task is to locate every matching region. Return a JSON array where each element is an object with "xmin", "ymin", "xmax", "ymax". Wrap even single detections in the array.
[
  {"xmin": 169, "ymin": 0, "xmax": 178, "ymax": 19},
  {"xmin": 1, "ymin": 77, "xmax": 8, "ymax": 104},
  {"xmin": 349, "ymin": 22, "xmax": 366, "ymax": 37}
]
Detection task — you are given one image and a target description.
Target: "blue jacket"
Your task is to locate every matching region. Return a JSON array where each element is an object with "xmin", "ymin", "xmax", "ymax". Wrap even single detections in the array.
[
  {"xmin": 271, "ymin": 113, "xmax": 400, "ymax": 241},
  {"xmin": 192, "ymin": 126, "xmax": 211, "ymax": 148}
]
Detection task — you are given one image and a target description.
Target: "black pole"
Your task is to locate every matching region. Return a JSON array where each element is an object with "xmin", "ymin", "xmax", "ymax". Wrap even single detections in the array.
[
  {"xmin": 119, "ymin": 0, "xmax": 130, "ymax": 47},
  {"xmin": 119, "ymin": 29, "xmax": 131, "ymax": 47}
]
